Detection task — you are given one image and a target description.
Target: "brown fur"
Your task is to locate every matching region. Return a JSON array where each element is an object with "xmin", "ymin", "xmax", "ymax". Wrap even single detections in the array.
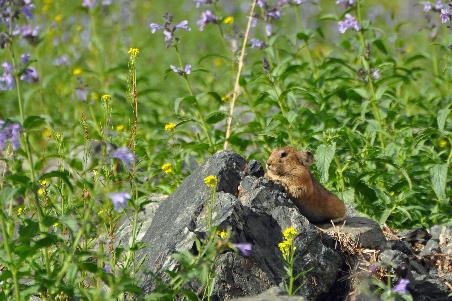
[{"xmin": 265, "ymin": 146, "xmax": 346, "ymax": 223}]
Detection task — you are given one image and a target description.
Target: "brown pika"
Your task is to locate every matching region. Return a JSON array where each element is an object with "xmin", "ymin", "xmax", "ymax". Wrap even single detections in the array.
[{"xmin": 265, "ymin": 146, "xmax": 346, "ymax": 223}]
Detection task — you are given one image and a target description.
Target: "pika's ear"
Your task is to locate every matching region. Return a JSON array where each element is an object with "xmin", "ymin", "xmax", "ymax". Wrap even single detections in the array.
[{"xmin": 298, "ymin": 151, "xmax": 314, "ymax": 167}]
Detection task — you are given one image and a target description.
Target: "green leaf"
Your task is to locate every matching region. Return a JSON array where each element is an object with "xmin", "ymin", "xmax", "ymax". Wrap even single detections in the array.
[
  {"xmin": 174, "ymin": 96, "xmax": 198, "ymax": 113},
  {"xmin": 6, "ymin": 174, "xmax": 31, "ymax": 186},
  {"xmin": 205, "ymin": 111, "xmax": 227, "ymax": 124},
  {"xmin": 0, "ymin": 187, "xmax": 18, "ymax": 204},
  {"xmin": 23, "ymin": 116, "xmax": 46, "ymax": 130},
  {"xmin": 373, "ymin": 39, "xmax": 388, "ymax": 54},
  {"xmin": 315, "ymin": 143, "xmax": 336, "ymax": 183},
  {"xmin": 40, "ymin": 170, "xmax": 73, "ymax": 191},
  {"xmin": 430, "ymin": 164, "xmax": 448, "ymax": 200},
  {"xmin": 352, "ymin": 87, "xmax": 369, "ymax": 99},
  {"xmin": 437, "ymin": 107, "xmax": 450, "ymax": 132}
]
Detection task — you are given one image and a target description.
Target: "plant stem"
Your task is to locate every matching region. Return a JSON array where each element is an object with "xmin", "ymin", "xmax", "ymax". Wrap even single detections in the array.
[
  {"xmin": 0, "ymin": 211, "xmax": 20, "ymax": 300},
  {"xmin": 356, "ymin": 0, "xmax": 385, "ymax": 149},
  {"xmin": 174, "ymin": 46, "xmax": 214, "ymax": 149},
  {"xmin": 224, "ymin": 0, "xmax": 258, "ymax": 150}
]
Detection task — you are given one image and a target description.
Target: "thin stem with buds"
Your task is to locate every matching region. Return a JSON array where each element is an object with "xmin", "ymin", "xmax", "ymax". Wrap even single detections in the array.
[{"xmin": 224, "ymin": 0, "xmax": 258, "ymax": 150}]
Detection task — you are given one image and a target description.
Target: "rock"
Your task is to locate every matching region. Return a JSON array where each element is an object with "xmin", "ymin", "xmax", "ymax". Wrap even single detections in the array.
[
  {"xmin": 384, "ymin": 240, "xmax": 413, "ymax": 255},
  {"xmin": 319, "ymin": 216, "xmax": 386, "ymax": 250},
  {"xmin": 245, "ymin": 160, "xmax": 265, "ymax": 178},
  {"xmin": 231, "ymin": 287, "xmax": 304, "ymax": 301},
  {"xmin": 137, "ymin": 152, "xmax": 344, "ymax": 300},
  {"xmin": 400, "ymin": 228, "xmax": 431, "ymax": 244},
  {"xmin": 116, "ymin": 194, "xmax": 167, "ymax": 246},
  {"xmin": 421, "ymin": 240, "xmax": 441, "ymax": 256}
]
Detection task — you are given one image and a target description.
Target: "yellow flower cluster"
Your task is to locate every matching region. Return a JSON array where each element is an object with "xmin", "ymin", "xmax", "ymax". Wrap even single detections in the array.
[
  {"xmin": 161, "ymin": 163, "xmax": 173, "ymax": 174},
  {"xmin": 217, "ymin": 230, "xmax": 229, "ymax": 240},
  {"xmin": 204, "ymin": 175, "xmax": 218, "ymax": 188},
  {"xmin": 101, "ymin": 94, "xmax": 111, "ymax": 102},
  {"xmin": 223, "ymin": 16, "xmax": 234, "ymax": 24},
  {"xmin": 128, "ymin": 48, "xmax": 140, "ymax": 57},
  {"xmin": 72, "ymin": 68, "xmax": 82, "ymax": 76},
  {"xmin": 164, "ymin": 122, "xmax": 176, "ymax": 131},
  {"xmin": 116, "ymin": 124, "xmax": 125, "ymax": 132},
  {"xmin": 278, "ymin": 227, "xmax": 299, "ymax": 260}
]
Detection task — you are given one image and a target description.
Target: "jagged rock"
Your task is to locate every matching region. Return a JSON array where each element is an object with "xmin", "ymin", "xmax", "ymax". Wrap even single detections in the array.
[
  {"xmin": 116, "ymin": 194, "xmax": 168, "ymax": 246},
  {"xmin": 421, "ymin": 240, "xmax": 441, "ymax": 256},
  {"xmin": 231, "ymin": 286, "xmax": 304, "ymax": 301},
  {"xmin": 137, "ymin": 151, "xmax": 344, "ymax": 300},
  {"xmin": 319, "ymin": 216, "xmax": 386, "ymax": 250}
]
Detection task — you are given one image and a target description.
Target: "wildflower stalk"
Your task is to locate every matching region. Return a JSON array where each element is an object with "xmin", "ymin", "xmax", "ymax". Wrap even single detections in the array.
[
  {"xmin": 294, "ymin": 8, "xmax": 318, "ymax": 78},
  {"xmin": 127, "ymin": 49, "xmax": 139, "ymax": 150},
  {"xmin": 0, "ymin": 211, "xmax": 20, "ymax": 300},
  {"xmin": 174, "ymin": 46, "xmax": 214, "ymax": 149},
  {"xmin": 224, "ymin": 0, "xmax": 258, "ymax": 150},
  {"xmin": 356, "ymin": 0, "xmax": 385, "ymax": 148}
]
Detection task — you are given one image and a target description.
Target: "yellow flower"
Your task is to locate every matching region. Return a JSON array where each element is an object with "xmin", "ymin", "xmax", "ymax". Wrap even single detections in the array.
[
  {"xmin": 116, "ymin": 124, "xmax": 125, "ymax": 132},
  {"xmin": 164, "ymin": 122, "xmax": 176, "ymax": 131},
  {"xmin": 282, "ymin": 227, "xmax": 299, "ymax": 241},
  {"xmin": 54, "ymin": 15, "xmax": 62, "ymax": 23},
  {"xmin": 42, "ymin": 128, "xmax": 52, "ymax": 138},
  {"xmin": 72, "ymin": 68, "xmax": 82, "ymax": 76},
  {"xmin": 223, "ymin": 16, "xmax": 234, "ymax": 25},
  {"xmin": 53, "ymin": 223, "xmax": 59, "ymax": 228},
  {"xmin": 438, "ymin": 138, "xmax": 448, "ymax": 149},
  {"xmin": 217, "ymin": 230, "xmax": 229, "ymax": 239},
  {"xmin": 38, "ymin": 188, "xmax": 45, "ymax": 196},
  {"xmin": 390, "ymin": 191, "xmax": 395, "ymax": 196},
  {"xmin": 278, "ymin": 240, "xmax": 291, "ymax": 260},
  {"xmin": 221, "ymin": 95, "xmax": 230, "ymax": 102},
  {"xmin": 204, "ymin": 175, "xmax": 218, "ymax": 188},
  {"xmin": 17, "ymin": 207, "xmax": 24, "ymax": 216},
  {"xmin": 128, "ymin": 48, "xmax": 140, "ymax": 57},
  {"xmin": 90, "ymin": 92, "xmax": 99, "ymax": 101},
  {"xmin": 161, "ymin": 163, "xmax": 173, "ymax": 174},
  {"xmin": 41, "ymin": 179, "xmax": 47, "ymax": 186},
  {"xmin": 101, "ymin": 94, "xmax": 111, "ymax": 102},
  {"xmin": 98, "ymin": 209, "xmax": 104, "ymax": 216}
]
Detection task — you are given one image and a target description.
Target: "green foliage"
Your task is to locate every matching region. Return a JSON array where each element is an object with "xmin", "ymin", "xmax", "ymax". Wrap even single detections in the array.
[{"xmin": 0, "ymin": 0, "xmax": 450, "ymax": 299}]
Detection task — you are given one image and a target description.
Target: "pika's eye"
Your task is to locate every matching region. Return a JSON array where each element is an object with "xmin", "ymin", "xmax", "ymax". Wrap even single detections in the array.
[{"xmin": 280, "ymin": 151, "xmax": 287, "ymax": 158}]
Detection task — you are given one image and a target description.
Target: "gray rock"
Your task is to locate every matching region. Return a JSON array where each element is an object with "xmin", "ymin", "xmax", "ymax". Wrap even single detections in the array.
[
  {"xmin": 319, "ymin": 216, "xmax": 386, "ymax": 250},
  {"xmin": 231, "ymin": 287, "xmax": 304, "ymax": 301},
  {"xmin": 421, "ymin": 240, "xmax": 441, "ymax": 256},
  {"xmin": 245, "ymin": 160, "xmax": 265, "ymax": 178},
  {"xmin": 137, "ymin": 152, "xmax": 344, "ymax": 300}
]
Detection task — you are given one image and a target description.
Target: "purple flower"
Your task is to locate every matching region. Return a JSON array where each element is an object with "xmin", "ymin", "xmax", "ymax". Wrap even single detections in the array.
[
  {"xmin": 265, "ymin": 23, "xmax": 273, "ymax": 37},
  {"xmin": 150, "ymin": 23, "xmax": 163, "ymax": 33},
  {"xmin": 233, "ymin": 243, "xmax": 252, "ymax": 256},
  {"xmin": 257, "ymin": 0, "xmax": 267, "ymax": 8},
  {"xmin": 435, "ymin": 0, "xmax": 443, "ymax": 10},
  {"xmin": 251, "ymin": 16, "xmax": 258, "ymax": 28},
  {"xmin": 371, "ymin": 69, "xmax": 380, "ymax": 80},
  {"xmin": 0, "ymin": 62, "xmax": 15, "ymax": 91},
  {"xmin": 82, "ymin": 0, "xmax": 96, "ymax": 8},
  {"xmin": 392, "ymin": 278, "xmax": 409, "ymax": 294},
  {"xmin": 338, "ymin": 14, "xmax": 360, "ymax": 34},
  {"xmin": 150, "ymin": 13, "xmax": 191, "ymax": 47},
  {"xmin": 0, "ymin": 122, "xmax": 22, "ymax": 152},
  {"xmin": 15, "ymin": 25, "xmax": 40, "ymax": 43},
  {"xmin": 110, "ymin": 147, "xmax": 135, "ymax": 169},
  {"xmin": 21, "ymin": 54, "xmax": 31, "ymax": 65},
  {"xmin": 250, "ymin": 38, "xmax": 266, "ymax": 49},
  {"xmin": 108, "ymin": 192, "xmax": 131, "ymax": 211},
  {"xmin": 440, "ymin": 8, "xmax": 450, "ymax": 23},
  {"xmin": 197, "ymin": 10, "xmax": 218, "ymax": 31},
  {"xmin": 265, "ymin": 8, "xmax": 281, "ymax": 21},
  {"xmin": 22, "ymin": 0, "xmax": 35, "ymax": 19},
  {"xmin": 75, "ymin": 88, "xmax": 88, "ymax": 102},
  {"xmin": 336, "ymin": 0, "xmax": 355, "ymax": 7},
  {"xmin": 104, "ymin": 264, "xmax": 112, "ymax": 273},
  {"xmin": 20, "ymin": 67, "xmax": 39, "ymax": 83},
  {"xmin": 422, "ymin": 1, "xmax": 432, "ymax": 12},
  {"xmin": 175, "ymin": 20, "xmax": 190, "ymax": 31},
  {"xmin": 170, "ymin": 64, "xmax": 192, "ymax": 76},
  {"xmin": 53, "ymin": 55, "xmax": 69, "ymax": 66}
]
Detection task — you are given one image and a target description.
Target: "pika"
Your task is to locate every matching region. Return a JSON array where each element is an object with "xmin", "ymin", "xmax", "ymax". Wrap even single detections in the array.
[{"xmin": 265, "ymin": 146, "xmax": 346, "ymax": 223}]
